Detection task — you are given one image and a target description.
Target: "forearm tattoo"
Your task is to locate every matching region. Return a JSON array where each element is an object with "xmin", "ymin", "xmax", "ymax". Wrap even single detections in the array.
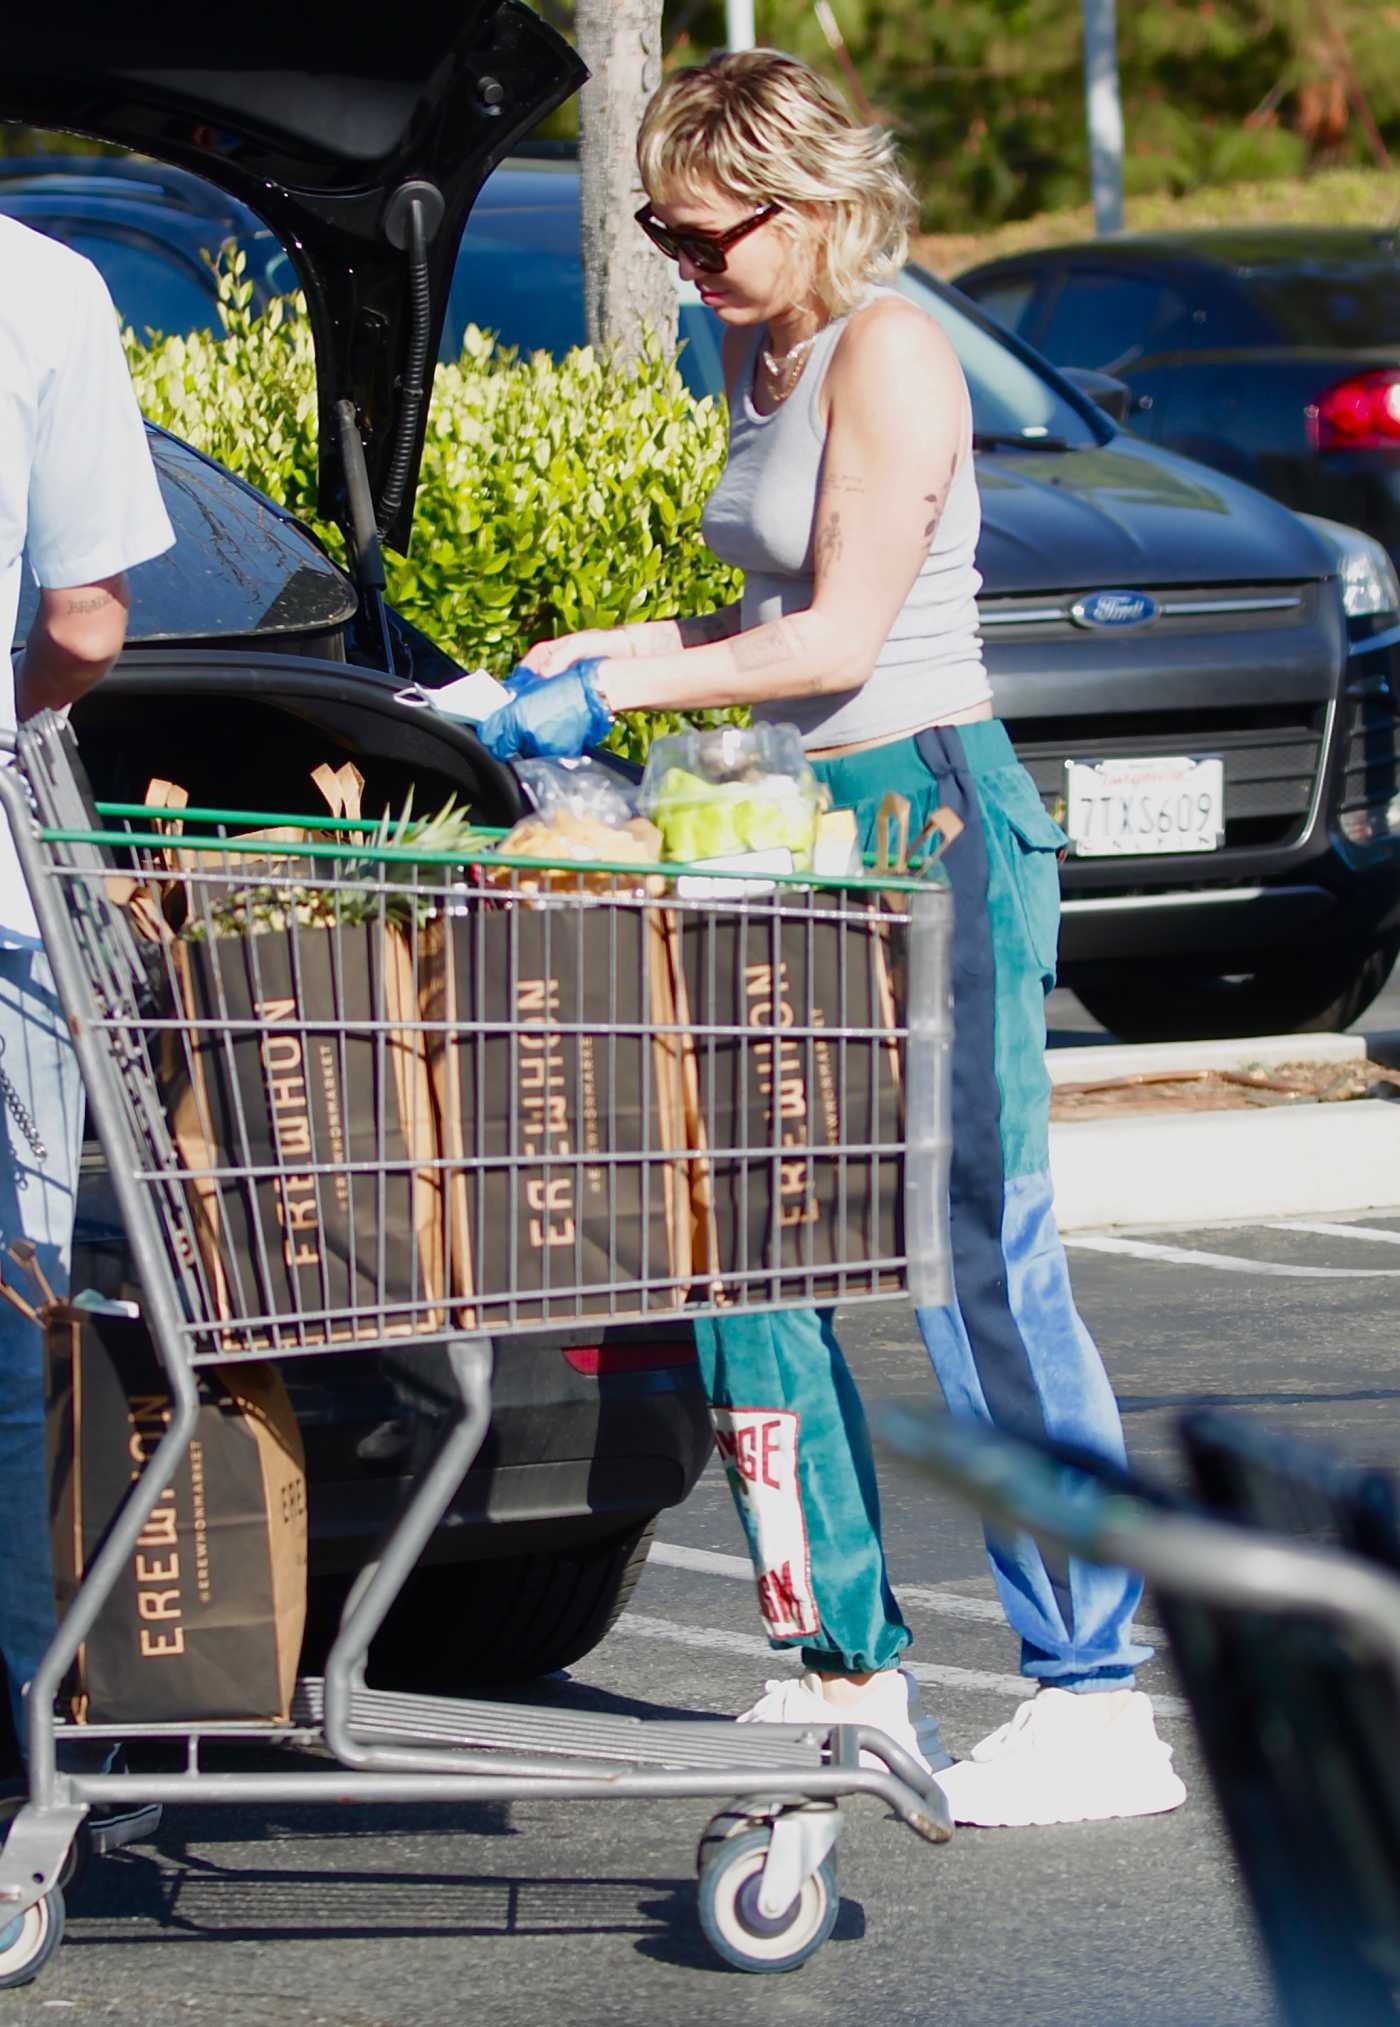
[
  {"xmin": 730, "ymin": 619, "xmax": 801, "ymax": 677},
  {"xmin": 623, "ymin": 619, "xmax": 670, "ymax": 656}
]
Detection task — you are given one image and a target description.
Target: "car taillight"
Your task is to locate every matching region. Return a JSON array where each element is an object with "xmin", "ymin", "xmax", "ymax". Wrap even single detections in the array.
[
  {"xmin": 562, "ymin": 1341, "xmax": 697, "ymax": 1377},
  {"xmin": 1309, "ymin": 370, "xmax": 1400, "ymax": 452}
]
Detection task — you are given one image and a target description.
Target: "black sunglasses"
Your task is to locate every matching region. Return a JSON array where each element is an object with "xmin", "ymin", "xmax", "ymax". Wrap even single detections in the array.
[{"xmin": 634, "ymin": 202, "xmax": 780, "ymax": 274}]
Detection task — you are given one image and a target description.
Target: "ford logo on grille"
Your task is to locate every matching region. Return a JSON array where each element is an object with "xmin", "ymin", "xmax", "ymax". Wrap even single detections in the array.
[{"xmin": 1070, "ymin": 589, "xmax": 1160, "ymax": 630}]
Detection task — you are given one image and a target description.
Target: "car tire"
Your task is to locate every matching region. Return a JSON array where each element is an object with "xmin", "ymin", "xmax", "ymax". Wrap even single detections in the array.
[
  {"xmin": 306, "ymin": 1518, "xmax": 658, "ymax": 1691},
  {"xmin": 1070, "ymin": 934, "xmax": 1400, "ymax": 1043}
]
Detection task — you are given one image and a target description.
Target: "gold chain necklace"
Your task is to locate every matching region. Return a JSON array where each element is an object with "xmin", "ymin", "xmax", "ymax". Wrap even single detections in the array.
[
  {"xmin": 760, "ymin": 324, "xmax": 824, "ymax": 400},
  {"xmin": 761, "ymin": 330, "xmax": 817, "ymax": 379}
]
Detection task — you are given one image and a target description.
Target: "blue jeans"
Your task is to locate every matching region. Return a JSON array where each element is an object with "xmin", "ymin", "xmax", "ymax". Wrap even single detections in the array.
[
  {"xmin": 696, "ymin": 724, "xmax": 1148, "ymax": 1691},
  {"xmin": 0, "ymin": 949, "xmax": 84, "ymax": 1746}
]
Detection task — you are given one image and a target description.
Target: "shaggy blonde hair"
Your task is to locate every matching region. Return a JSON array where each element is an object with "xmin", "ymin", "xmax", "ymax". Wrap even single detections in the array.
[{"xmin": 637, "ymin": 51, "xmax": 917, "ymax": 319}]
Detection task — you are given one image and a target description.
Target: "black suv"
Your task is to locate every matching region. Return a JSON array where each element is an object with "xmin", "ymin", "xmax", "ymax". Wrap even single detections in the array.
[{"xmin": 907, "ymin": 267, "xmax": 1400, "ymax": 1042}]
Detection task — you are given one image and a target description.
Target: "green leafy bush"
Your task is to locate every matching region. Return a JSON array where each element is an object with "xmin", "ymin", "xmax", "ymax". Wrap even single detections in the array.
[
  {"xmin": 123, "ymin": 255, "xmax": 320, "ymax": 509},
  {"xmin": 123, "ymin": 255, "xmax": 744, "ymax": 761}
]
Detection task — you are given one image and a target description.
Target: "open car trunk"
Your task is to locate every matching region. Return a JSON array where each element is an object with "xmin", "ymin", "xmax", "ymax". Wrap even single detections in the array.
[
  {"xmin": 5, "ymin": 2, "xmax": 588, "ymax": 557},
  {"xmin": 71, "ymin": 651, "xmax": 532, "ymax": 826}
]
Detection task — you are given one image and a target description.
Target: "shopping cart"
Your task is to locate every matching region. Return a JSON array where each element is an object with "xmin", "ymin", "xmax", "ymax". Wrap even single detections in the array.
[
  {"xmin": 879, "ymin": 1406, "xmax": 1400, "ymax": 2025},
  {"xmin": 0, "ymin": 712, "xmax": 955, "ymax": 1983}
]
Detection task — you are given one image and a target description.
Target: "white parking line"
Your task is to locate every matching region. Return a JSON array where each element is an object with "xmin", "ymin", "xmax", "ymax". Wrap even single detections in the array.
[
  {"xmin": 651, "ymin": 1541, "xmax": 761, "ymax": 1583},
  {"xmin": 1270, "ymin": 1219, "xmax": 1400, "ymax": 1246},
  {"xmin": 615, "ymin": 1612, "xmax": 1188, "ymax": 1717},
  {"xmin": 652, "ymin": 1540, "xmax": 1167, "ymax": 1645},
  {"xmin": 1066, "ymin": 1233, "xmax": 1400, "ymax": 1278}
]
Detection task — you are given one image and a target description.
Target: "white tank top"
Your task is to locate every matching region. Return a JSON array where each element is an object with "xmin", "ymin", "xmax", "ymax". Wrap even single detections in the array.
[{"xmin": 701, "ymin": 286, "xmax": 991, "ymax": 749}]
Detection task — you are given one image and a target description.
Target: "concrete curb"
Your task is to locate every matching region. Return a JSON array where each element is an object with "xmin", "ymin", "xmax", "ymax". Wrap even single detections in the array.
[
  {"xmin": 1047, "ymin": 1028, "xmax": 1400, "ymax": 1086},
  {"xmin": 1052, "ymin": 1099, "xmax": 1398, "ymax": 1231},
  {"xmin": 1047, "ymin": 1030, "xmax": 1400, "ymax": 1231}
]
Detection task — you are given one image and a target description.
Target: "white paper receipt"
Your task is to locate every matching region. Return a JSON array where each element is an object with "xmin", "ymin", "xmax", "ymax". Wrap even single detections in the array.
[
  {"xmin": 676, "ymin": 847, "xmax": 794, "ymax": 900},
  {"xmin": 394, "ymin": 668, "xmax": 510, "ymax": 723}
]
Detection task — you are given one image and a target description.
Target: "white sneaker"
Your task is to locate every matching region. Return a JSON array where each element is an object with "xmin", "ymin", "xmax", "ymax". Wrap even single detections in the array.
[
  {"xmin": 934, "ymin": 1687, "xmax": 1187, "ymax": 1827},
  {"xmin": 737, "ymin": 1668, "xmax": 949, "ymax": 1776}
]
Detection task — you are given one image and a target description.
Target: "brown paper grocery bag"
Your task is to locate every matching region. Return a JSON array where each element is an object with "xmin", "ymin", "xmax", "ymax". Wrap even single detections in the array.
[
  {"xmin": 46, "ymin": 1304, "xmax": 307, "ymax": 1725},
  {"xmin": 425, "ymin": 891, "xmax": 693, "ymax": 1328},
  {"xmin": 121, "ymin": 761, "xmax": 447, "ymax": 1350},
  {"xmin": 676, "ymin": 889, "xmax": 905, "ymax": 1308},
  {"xmin": 160, "ymin": 916, "xmax": 446, "ymax": 1352},
  {"xmin": 113, "ymin": 762, "xmax": 368, "ymax": 942}
]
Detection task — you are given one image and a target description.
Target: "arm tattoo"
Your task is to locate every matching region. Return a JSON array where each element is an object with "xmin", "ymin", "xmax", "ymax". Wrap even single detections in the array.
[
  {"xmin": 731, "ymin": 620, "xmax": 800, "ymax": 676},
  {"xmin": 814, "ymin": 511, "xmax": 843, "ymax": 575},
  {"xmin": 59, "ymin": 591, "xmax": 115, "ymax": 616},
  {"xmin": 922, "ymin": 462, "xmax": 958, "ymax": 545},
  {"xmin": 825, "ymin": 470, "xmax": 867, "ymax": 497}
]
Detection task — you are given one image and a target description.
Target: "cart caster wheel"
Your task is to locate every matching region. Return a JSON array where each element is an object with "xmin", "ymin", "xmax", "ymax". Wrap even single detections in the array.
[
  {"xmin": 57, "ymin": 1822, "xmax": 91, "ymax": 1896},
  {"xmin": 697, "ymin": 1826, "xmax": 837, "ymax": 1974},
  {"xmin": 696, "ymin": 1803, "xmax": 769, "ymax": 1875},
  {"xmin": 0, "ymin": 1888, "xmax": 64, "ymax": 1989}
]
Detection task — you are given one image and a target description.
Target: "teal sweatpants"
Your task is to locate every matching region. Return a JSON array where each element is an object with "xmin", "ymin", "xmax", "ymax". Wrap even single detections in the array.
[{"xmin": 695, "ymin": 721, "xmax": 1149, "ymax": 1684}]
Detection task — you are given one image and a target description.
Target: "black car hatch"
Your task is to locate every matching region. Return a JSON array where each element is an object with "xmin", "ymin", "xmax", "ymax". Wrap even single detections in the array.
[{"xmin": 4, "ymin": 3, "xmax": 587, "ymax": 557}]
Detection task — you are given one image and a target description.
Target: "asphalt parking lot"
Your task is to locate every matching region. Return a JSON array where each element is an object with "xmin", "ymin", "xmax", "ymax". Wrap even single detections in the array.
[{"xmin": 19, "ymin": 1193, "xmax": 1400, "ymax": 2027}]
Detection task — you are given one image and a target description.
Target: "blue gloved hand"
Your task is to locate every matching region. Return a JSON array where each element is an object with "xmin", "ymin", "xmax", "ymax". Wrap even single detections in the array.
[
  {"xmin": 478, "ymin": 658, "xmax": 613, "ymax": 761},
  {"xmin": 500, "ymin": 661, "xmax": 547, "ymax": 699}
]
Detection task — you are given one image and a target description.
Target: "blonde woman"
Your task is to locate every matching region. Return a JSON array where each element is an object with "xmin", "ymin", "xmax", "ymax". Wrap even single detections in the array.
[{"xmin": 481, "ymin": 50, "xmax": 1185, "ymax": 1829}]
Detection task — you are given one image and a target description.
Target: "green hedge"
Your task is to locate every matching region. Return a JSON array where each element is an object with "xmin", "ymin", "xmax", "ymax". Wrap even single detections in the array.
[{"xmin": 123, "ymin": 254, "xmax": 744, "ymax": 761}]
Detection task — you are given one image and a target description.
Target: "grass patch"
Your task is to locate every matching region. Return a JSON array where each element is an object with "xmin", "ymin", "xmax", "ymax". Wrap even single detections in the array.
[{"xmin": 915, "ymin": 165, "xmax": 1400, "ymax": 279}]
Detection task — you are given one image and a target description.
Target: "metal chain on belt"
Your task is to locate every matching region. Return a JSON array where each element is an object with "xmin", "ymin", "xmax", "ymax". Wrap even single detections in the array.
[{"xmin": 0, "ymin": 1039, "xmax": 47, "ymax": 1171}]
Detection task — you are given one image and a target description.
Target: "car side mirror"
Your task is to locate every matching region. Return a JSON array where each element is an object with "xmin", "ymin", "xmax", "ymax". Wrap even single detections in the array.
[{"xmin": 1059, "ymin": 367, "xmax": 1137, "ymax": 424}]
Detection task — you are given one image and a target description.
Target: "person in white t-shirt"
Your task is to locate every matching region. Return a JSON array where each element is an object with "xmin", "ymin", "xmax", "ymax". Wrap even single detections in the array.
[{"xmin": 0, "ymin": 217, "xmax": 173, "ymax": 1804}]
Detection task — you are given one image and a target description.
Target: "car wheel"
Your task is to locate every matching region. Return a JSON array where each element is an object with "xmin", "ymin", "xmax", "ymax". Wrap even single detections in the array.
[
  {"xmin": 1071, "ymin": 935, "xmax": 1400, "ymax": 1043},
  {"xmin": 310, "ymin": 1518, "xmax": 659, "ymax": 1690}
]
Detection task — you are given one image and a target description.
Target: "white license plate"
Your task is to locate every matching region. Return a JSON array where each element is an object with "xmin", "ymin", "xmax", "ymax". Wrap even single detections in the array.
[{"xmin": 1064, "ymin": 756, "xmax": 1224, "ymax": 857}]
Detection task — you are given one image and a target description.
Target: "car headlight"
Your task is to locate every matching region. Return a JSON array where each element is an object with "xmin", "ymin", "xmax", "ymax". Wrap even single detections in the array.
[{"xmin": 1298, "ymin": 512, "xmax": 1400, "ymax": 618}]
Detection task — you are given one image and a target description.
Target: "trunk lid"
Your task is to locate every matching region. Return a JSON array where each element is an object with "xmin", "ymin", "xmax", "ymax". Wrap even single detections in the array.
[{"xmin": 5, "ymin": 3, "xmax": 586, "ymax": 554}]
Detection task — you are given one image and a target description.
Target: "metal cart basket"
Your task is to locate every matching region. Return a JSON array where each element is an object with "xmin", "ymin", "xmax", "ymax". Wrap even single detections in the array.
[{"xmin": 0, "ymin": 714, "xmax": 954, "ymax": 1983}]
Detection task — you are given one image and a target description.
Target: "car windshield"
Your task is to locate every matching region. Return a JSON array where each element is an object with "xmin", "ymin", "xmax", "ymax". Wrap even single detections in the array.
[
  {"xmin": 1241, "ymin": 261, "xmax": 1400, "ymax": 347},
  {"xmin": 894, "ymin": 267, "xmax": 1099, "ymax": 446}
]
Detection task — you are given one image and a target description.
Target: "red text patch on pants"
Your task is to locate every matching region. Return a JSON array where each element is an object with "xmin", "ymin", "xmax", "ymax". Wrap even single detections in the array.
[{"xmin": 711, "ymin": 1407, "xmax": 820, "ymax": 1640}]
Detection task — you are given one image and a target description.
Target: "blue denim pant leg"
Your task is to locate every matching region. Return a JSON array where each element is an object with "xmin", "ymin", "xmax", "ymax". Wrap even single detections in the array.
[
  {"xmin": 0, "ymin": 949, "xmax": 84, "ymax": 1746},
  {"xmin": 910, "ymin": 726, "xmax": 1147, "ymax": 1688},
  {"xmin": 915, "ymin": 1207, "xmax": 1150, "ymax": 1692},
  {"xmin": 817, "ymin": 726, "xmax": 1149, "ymax": 1691}
]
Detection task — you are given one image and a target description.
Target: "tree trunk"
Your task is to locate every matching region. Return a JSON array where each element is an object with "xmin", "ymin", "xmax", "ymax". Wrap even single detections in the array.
[{"xmin": 576, "ymin": 0, "xmax": 678, "ymax": 364}]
